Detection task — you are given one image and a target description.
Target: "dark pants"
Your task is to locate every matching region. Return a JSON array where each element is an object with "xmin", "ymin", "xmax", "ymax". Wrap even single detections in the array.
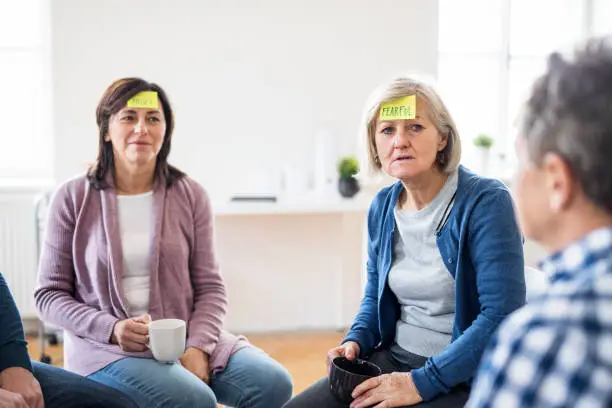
[
  {"xmin": 32, "ymin": 361, "xmax": 137, "ymax": 408},
  {"xmin": 283, "ymin": 349, "xmax": 470, "ymax": 408}
]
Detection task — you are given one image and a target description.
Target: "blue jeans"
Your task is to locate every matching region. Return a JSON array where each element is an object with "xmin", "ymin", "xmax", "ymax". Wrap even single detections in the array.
[
  {"xmin": 89, "ymin": 346, "xmax": 293, "ymax": 408},
  {"xmin": 32, "ymin": 361, "xmax": 137, "ymax": 408}
]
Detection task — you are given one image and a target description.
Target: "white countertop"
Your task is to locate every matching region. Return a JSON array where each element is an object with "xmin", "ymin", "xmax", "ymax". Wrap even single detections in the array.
[
  {"xmin": 0, "ymin": 181, "xmax": 373, "ymax": 215},
  {"xmin": 211, "ymin": 193, "xmax": 372, "ymax": 216}
]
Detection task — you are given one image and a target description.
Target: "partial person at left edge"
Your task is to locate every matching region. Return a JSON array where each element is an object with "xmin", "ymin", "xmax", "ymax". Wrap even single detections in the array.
[{"xmin": 0, "ymin": 272, "xmax": 138, "ymax": 408}]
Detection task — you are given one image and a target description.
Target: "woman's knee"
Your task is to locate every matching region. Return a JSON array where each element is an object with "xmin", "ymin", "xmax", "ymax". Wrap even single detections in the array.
[
  {"xmin": 180, "ymin": 388, "xmax": 217, "ymax": 408},
  {"xmin": 223, "ymin": 348, "xmax": 294, "ymax": 407},
  {"xmin": 260, "ymin": 363, "xmax": 293, "ymax": 405},
  {"xmin": 92, "ymin": 358, "xmax": 218, "ymax": 408},
  {"xmin": 240, "ymin": 362, "xmax": 293, "ymax": 407},
  {"xmin": 147, "ymin": 380, "xmax": 217, "ymax": 408},
  {"xmin": 158, "ymin": 373, "xmax": 218, "ymax": 408},
  {"xmin": 282, "ymin": 378, "xmax": 334, "ymax": 408}
]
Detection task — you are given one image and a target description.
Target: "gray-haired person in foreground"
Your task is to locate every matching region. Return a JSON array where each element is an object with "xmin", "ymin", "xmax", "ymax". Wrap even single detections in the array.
[{"xmin": 468, "ymin": 35, "xmax": 612, "ymax": 408}]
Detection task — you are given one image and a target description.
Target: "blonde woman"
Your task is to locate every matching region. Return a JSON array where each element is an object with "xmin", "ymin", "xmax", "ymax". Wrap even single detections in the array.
[{"xmin": 284, "ymin": 76, "xmax": 526, "ymax": 408}]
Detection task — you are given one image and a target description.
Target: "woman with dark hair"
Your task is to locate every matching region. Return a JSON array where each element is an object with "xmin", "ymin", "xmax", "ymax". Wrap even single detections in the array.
[{"xmin": 35, "ymin": 78, "xmax": 293, "ymax": 408}]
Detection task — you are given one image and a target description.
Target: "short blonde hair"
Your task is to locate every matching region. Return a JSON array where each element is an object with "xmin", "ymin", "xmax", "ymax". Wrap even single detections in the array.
[{"xmin": 361, "ymin": 74, "xmax": 461, "ymax": 174}]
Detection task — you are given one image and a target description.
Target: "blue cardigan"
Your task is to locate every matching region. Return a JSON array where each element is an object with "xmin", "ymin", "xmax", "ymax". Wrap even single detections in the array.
[{"xmin": 343, "ymin": 165, "xmax": 526, "ymax": 401}]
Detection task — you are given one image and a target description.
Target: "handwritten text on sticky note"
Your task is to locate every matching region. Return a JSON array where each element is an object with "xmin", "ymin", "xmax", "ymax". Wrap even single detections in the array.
[
  {"xmin": 379, "ymin": 95, "xmax": 416, "ymax": 120},
  {"xmin": 127, "ymin": 91, "xmax": 159, "ymax": 109}
]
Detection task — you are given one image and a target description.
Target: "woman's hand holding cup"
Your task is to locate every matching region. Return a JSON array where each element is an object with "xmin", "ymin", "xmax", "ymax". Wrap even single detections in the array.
[
  {"xmin": 111, "ymin": 313, "xmax": 151, "ymax": 352},
  {"xmin": 326, "ymin": 341, "xmax": 361, "ymax": 375}
]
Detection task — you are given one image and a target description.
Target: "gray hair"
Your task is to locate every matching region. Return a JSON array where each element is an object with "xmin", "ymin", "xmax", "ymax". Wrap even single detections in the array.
[
  {"xmin": 520, "ymin": 36, "xmax": 612, "ymax": 213},
  {"xmin": 361, "ymin": 74, "xmax": 461, "ymax": 174}
]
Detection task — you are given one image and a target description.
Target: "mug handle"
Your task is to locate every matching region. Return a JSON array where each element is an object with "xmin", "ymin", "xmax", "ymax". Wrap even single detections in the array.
[
  {"xmin": 145, "ymin": 321, "xmax": 152, "ymax": 349},
  {"xmin": 140, "ymin": 317, "xmax": 152, "ymax": 349}
]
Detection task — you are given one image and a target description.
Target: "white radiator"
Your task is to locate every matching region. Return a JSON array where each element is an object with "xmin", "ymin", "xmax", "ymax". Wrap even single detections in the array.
[{"xmin": 0, "ymin": 189, "xmax": 47, "ymax": 318}]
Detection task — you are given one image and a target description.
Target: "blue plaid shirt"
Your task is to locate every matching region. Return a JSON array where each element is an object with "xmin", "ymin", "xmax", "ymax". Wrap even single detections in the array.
[{"xmin": 467, "ymin": 227, "xmax": 612, "ymax": 408}]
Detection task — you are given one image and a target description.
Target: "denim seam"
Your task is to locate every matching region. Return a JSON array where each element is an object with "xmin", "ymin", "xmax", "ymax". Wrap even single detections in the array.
[
  {"xmin": 211, "ymin": 377, "xmax": 246, "ymax": 407},
  {"xmin": 90, "ymin": 371, "xmax": 152, "ymax": 408}
]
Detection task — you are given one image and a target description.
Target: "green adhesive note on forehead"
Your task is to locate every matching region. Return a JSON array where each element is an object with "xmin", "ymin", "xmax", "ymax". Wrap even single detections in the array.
[
  {"xmin": 127, "ymin": 91, "xmax": 159, "ymax": 109},
  {"xmin": 379, "ymin": 95, "xmax": 416, "ymax": 120}
]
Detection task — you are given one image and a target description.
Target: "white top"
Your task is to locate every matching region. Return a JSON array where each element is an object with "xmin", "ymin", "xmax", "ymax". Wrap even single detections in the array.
[
  {"xmin": 117, "ymin": 191, "xmax": 153, "ymax": 317},
  {"xmin": 388, "ymin": 171, "xmax": 458, "ymax": 357}
]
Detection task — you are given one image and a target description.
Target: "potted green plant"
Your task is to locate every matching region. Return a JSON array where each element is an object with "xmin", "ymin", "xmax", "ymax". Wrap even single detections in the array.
[
  {"xmin": 337, "ymin": 156, "xmax": 360, "ymax": 198},
  {"xmin": 473, "ymin": 133, "xmax": 494, "ymax": 176},
  {"xmin": 473, "ymin": 133, "xmax": 494, "ymax": 149}
]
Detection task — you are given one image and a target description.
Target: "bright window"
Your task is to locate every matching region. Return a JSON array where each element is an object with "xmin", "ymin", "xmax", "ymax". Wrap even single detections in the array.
[
  {"xmin": 593, "ymin": 0, "xmax": 612, "ymax": 36},
  {"xmin": 0, "ymin": 0, "xmax": 52, "ymax": 181},
  {"xmin": 438, "ymin": 0, "xmax": 611, "ymax": 175}
]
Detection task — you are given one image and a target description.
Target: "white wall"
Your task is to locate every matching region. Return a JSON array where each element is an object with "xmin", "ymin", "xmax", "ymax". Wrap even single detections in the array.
[
  {"xmin": 51, "ymin": 0, "xmax": 439, "ymax": 199},
  {"xmin": 216, "ymin": 211, "xmax": 367, "ymax": 332},
  {"xmin": 50, "ymin": 0, "xmax": 439, "ymax": 333}
]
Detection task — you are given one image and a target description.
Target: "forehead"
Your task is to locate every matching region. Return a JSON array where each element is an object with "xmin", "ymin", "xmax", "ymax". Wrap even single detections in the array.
[
  {"xmin": 515, "ymin": 133, "xmax": 527, "ymax": 151},
  {"xmin": 414, "ymin": 96, "xmax": 432, "ymax": 117},
  {"xmin": 514, "ymin": 134, "xmax": 536, "ymax": 170}
]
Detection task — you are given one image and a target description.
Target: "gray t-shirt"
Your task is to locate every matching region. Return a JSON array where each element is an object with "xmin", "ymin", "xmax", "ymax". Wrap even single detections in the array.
[{"xmin": 388, "ymin": 171, "xmax": 458, "ymax": 357}]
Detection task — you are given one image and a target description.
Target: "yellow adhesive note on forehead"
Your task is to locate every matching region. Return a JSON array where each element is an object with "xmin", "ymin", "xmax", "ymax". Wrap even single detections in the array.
[
  {"xmin": 379, "ymin": 95, "xmax": 416, "ymax": 120},
  {"xmin": 126, "ymin": 91, "xmax": 158, "ymax": 109}
]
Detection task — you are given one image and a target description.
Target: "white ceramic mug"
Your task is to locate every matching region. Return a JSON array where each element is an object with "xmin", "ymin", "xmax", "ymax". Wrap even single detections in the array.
[{"xmin": 147, "ymin": 319, "xmax": 186, "ymax": 363}]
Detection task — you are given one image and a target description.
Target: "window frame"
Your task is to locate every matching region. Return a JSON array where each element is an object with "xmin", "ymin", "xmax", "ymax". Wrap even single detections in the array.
[
  {"xmin": 437, "ymin": 0, "xmax": 603, "ymax": 166},
  {"xmin": 0, "ymin": 0, "xmax": 53, "ymax": 182}
]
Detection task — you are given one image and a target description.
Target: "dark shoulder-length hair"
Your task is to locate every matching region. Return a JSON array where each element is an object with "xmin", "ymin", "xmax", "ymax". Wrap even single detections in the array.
[{"xmin": 87, "ymin": 77, "xmax": 185, "ymax": 189}]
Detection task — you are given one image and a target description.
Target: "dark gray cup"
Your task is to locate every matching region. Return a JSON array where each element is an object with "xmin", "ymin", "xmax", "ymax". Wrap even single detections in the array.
[{"xmin": 329, "ymin": 357, "xmax": 382, "ymax": 404}]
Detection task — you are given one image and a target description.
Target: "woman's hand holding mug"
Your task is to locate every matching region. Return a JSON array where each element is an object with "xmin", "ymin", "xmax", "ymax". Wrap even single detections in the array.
[
  {"xmin": 110, "ymin": 314, "xmax": 151, "ymax": 352},
  {"xmin": 326, "ymin": 341, "xmax": 361, "ymax": 375}
]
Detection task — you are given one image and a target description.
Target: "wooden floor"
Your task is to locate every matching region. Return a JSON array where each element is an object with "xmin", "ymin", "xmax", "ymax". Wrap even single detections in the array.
[{"xmin": 27, "ymin": 330, "xmax": 346, "ymax": 395}]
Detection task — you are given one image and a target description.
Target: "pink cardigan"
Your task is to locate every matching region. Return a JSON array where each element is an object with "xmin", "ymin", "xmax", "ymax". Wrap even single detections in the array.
[{"xmin": 34, "ymin": 173, "xmax": 248, "ymax": 376}]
